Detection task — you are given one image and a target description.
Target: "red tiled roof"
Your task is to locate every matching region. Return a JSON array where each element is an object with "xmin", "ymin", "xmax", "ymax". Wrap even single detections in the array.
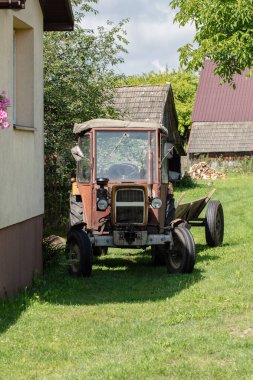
[{"xmin": 191, "ymin": 61, "xmax": 253, "ymax": 123}]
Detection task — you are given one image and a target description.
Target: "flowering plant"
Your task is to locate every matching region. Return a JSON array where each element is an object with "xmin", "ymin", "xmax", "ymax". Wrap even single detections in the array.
[{"xmin": 0, "ymin": 91, "xmax": 11, "ymax": 130}]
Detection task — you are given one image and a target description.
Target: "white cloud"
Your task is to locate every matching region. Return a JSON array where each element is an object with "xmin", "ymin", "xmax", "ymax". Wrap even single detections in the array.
[
  {"xmin": 83, "ymin": 0, "xmax": 195, "ymax": 76},
  {"xmin": 151, "ymin": 60, "xmax": 166, "ymax": 73}
]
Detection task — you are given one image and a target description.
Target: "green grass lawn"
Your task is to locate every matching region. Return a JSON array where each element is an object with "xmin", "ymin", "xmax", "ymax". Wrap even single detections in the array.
[{"xmin": 1, "ymin": 174, "xmax": 253, "ymax": 379}]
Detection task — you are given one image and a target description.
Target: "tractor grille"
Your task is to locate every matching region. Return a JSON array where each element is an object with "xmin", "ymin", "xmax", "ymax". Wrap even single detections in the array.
[{"xmin": 115, "ymin": 188, "xmax": 145, "ymax": 224}]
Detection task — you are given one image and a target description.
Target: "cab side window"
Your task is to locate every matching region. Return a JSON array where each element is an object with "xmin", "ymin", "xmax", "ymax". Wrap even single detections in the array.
[{"xmin": 77, "ymin": 135, "xmax": 91, "ymax": 183}]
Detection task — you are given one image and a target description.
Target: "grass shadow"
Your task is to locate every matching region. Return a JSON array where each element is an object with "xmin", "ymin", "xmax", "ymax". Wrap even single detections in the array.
[
  {"xmin": 0, "ymin": 290, "xmax": 31, "ymax": 334},
  {"xmin": 34, "ymin": 249, "xmax": 204, "ymax": 307},
  {"xmin": 0, "ymin": 249, "xmax": 204, "ymax": 333},
  {"xmin": 195, "ymin": 243, "xmax": 227, "ymax": 264},
  {"xmin": 195, "ymin": 243, "xmax": 211, "ymax": 254}
]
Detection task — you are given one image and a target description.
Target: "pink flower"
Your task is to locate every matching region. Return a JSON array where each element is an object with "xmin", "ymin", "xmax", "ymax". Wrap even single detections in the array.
[
  {"xmin": 0, "ymin": 110, "xmax": 7, "ymax": 120},
  {"xmin": 0, "ymin": 91, "xmax": 11, "ymax": 131},
  {"xmin": 1, "ymin": 121, "xmax": 9, "ymax": 129}
]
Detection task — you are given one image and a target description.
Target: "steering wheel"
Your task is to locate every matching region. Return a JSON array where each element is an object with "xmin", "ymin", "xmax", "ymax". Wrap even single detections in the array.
[{"xmin": 107, "ymin": 163, "xmax": 140, "ymax": 179}]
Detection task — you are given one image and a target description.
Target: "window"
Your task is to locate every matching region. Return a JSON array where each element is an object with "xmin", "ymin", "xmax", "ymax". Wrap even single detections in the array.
[
  {"xmin": 13, "ymin": 18, "xmax": 34, "ymax": 130},
  {"xmin": 96, "ymin": 130, "xmax": 157, "ymax": 181},
  {"xmin": 77, "ymin": 135, "xmax": 91, "ymax": 183}
]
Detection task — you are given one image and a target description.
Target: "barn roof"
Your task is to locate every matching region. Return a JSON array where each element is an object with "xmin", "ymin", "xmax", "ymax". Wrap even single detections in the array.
[
  {"xmin": 188, "ymin": 122, "xmax": 253, "ymax": 154},
  {"xmin": 192, "ymin": 60, "xmax": 253, "ymax": 123},
  {"xmin": 113, "ymin": 84, "xmax": 169, "ymax": 123},
  {"xmin": 112, "ymin": 84, "xmax": 185, "ymax": 155}
]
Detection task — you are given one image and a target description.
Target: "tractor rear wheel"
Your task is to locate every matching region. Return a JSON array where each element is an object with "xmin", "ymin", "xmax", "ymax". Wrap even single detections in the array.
[
  {"xmin": 66, "ymin": 229, "xmax": 93, "ymax": 277},
  {"xmin": 165, "ymin": 226, "xmax": 196, "ymax": 274},
  {"xmin": 205, "ymin": 200, "xmax": 224, "ymax": 247},
  {"xmin": 69, "ymin": 195, "xmax": 84, "ymax": 228}
]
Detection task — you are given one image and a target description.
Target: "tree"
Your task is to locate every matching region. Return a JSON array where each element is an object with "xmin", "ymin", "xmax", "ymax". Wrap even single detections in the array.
[
  {"xmin": 44, "ymin": 0, "xmax": 128, "ymax": 167},
  {"xmin": 170, "ymin": 0, "xmax": 253, "ymax": 81},
  {"xmin": 44, "ymin": 23, "xmax": 127, "ymax": 156},
  {"xmin": 119, "ymin": 70, "xmax": 198, "ymax": 142},
  {"xmin": 43, "ymin": 0, "xmax": 128, "ymax": 232}
]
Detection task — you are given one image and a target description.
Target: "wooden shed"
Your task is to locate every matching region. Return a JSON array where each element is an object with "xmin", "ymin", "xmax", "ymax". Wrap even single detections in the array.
[
  {"xmin": 189, "ymin": 60, "xmax": 253, "ymax": 160},
  {"xmin": 112, "ymin": 84, "xmax": 185, "ymax": 179}
]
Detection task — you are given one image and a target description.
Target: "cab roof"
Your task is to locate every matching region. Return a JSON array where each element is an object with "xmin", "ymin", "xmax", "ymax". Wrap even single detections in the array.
[{"xmin": 73, "ymin": 118, "xmax": 168, "ymax": 135}]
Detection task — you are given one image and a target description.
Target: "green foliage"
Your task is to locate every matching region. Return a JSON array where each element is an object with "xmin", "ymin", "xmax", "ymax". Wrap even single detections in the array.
[
  {"xmin": 170, "ymin": 0, "xmax": 253, "ymax": 82},
  {"xmin": 222, "ymin": 156, "xmax": 253, "ymax": 175},
  {"xmin": 178, "ymin": 172, "xmax": 197, "ymax": 189},
  {"xmin": 71, "ymin": 0, "xmax": 98, "ymax": 22},
  {"xmin": 119, "ymin": 70, "xmax": 198, "ymax": 141},
  {"xmin": 44, "ymin": 22, "xmax": 128, "ymax": 161},
  {"xmin": 235, "ymin": 157, "xmax": 253, "ymax": 174},
  {"xmin": 43, "ymin": 1, "xmax": 128, "ymax": 233}
]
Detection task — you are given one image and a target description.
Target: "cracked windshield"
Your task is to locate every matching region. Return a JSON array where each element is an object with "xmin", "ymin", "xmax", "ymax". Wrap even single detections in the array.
[{"xmin": 96, "ymin": 131, "xmax": 156, "ymax": 180}]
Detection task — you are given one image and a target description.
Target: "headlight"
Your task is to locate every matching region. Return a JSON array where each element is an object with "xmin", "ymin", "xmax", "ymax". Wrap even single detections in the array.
[
  {"xmin": 151, "ymin": 197, "xmax": 162, "ymax": 209},
  {"xmin": 97, "ymin": 198, "xmax": 108, "ymax": 211}
]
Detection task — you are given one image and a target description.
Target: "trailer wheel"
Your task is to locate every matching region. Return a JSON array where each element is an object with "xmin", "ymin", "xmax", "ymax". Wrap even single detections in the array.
[
  {"xmin": 166, "ymin": 226, "xmax": 196, "ymax": 274},
  {"xmin": 205, "ymin": 200, "xmax": 224, "ymax": 247},
  {"xmin": 66, "ymin": 229, "xmax": 93, "ymax": 277}
]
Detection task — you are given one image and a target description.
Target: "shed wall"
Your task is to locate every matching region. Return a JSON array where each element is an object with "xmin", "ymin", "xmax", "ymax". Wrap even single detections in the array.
[{"xmin": 188, "ymin": 122, "xmax": 253, "ymax": 154}]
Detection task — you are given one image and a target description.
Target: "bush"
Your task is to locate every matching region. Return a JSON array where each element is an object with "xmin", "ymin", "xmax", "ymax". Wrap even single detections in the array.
[
  {"xmin": 42, "ymin": 236, "xmax": 66, "ymax": 269},
  {"xmin": 177, "ymin": 173, "xmax": 197, "ymax": 189}
]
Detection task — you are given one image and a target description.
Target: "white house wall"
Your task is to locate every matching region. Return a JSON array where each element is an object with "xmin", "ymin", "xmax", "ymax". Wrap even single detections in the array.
[{"xmin": 0, "ymin": 0, "xmax": 44, "ymax": 230}]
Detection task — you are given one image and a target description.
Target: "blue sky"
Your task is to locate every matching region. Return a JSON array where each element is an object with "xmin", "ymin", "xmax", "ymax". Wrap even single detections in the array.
[{"xmin": 83, "ymin": 0, "xmax": 195, "ymax": 76}]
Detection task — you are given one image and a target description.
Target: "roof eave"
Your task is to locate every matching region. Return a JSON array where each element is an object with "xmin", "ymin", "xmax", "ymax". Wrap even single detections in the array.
[
  {"xmin": 39, "ymin": 0, "xmax": 74, "ymax": 32},
  {"xmin": 0, "ymin": 0, "xmax": 26, "ymax": 9},
  {"xmin": 43, "ymin": 23, "xmax": 74, "ymax": 32}
]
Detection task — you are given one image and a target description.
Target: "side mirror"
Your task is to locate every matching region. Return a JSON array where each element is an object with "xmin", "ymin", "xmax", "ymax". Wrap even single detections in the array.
[
  {"xmin": 71, "ymin": 145, "xmax": 85, "ymax": 162},
  {"xmin": 164, "ymin": 142, "xmax": 174, "ymax": 159}
]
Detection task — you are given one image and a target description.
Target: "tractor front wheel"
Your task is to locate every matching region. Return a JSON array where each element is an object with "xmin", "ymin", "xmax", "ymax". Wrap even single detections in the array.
[
  {"xmin": 66, "ymin": 229, "xmax": 93, "ymax": 277},
  {"xmin": 165, "ymin": 226, "xmax": 196, "ymax": 274},
  {"xmin": 93, "ymin": 247, "xmax": 108, "ymax": 256},
  {"xmin": 151, "ymin": 246, "xmax": 165, "ymax": 266}
]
